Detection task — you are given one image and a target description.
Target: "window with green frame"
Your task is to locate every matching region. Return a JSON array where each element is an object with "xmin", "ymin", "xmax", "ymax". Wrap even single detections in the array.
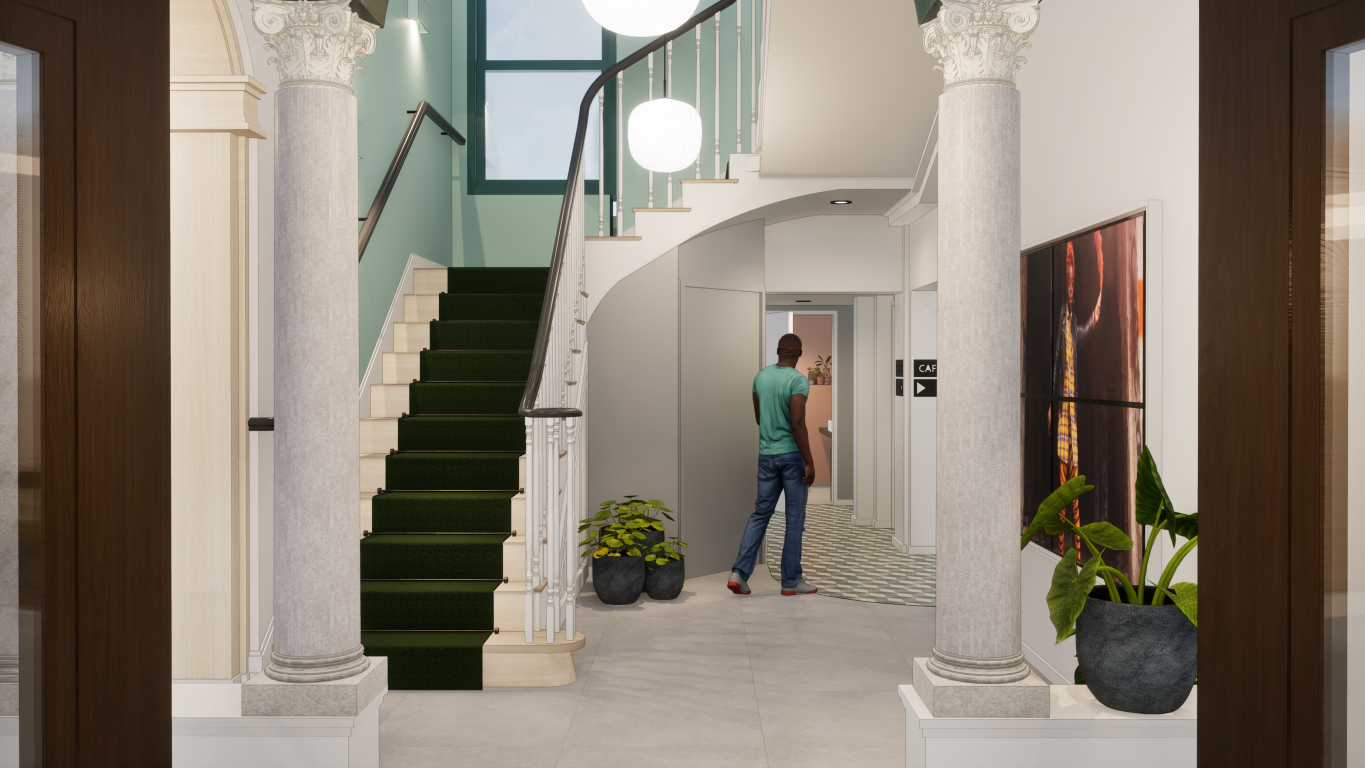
[{"xmin": 469, "ymin": 0, "xmax": 618, "ymax": 196}]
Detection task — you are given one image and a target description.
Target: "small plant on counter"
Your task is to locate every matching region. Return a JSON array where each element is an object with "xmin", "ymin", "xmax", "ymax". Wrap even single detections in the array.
[{"xmin": 1022, "ymin": 446, "xmax": 1198, "ymax": 641}]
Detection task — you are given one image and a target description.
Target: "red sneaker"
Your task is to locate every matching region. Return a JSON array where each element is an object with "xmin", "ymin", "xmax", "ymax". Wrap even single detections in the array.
[{"xmin": 781, "ymin": 580, "xmax": 818, "ymax": 596}]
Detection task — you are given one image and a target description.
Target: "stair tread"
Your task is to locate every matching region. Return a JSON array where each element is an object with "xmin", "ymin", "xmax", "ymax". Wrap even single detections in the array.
[
  {"xmin": 361, "ymin": 581, "xmax": 501, "ymax": 595},
  {"xmin": 361, "ymin": 631, "xmax": 491, "ymax": 648}
]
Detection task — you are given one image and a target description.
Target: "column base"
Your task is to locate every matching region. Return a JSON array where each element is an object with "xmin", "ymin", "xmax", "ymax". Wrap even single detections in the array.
[
  {"xmin": 926, "ymin": 645, "xmax": 1030, "ymax": 683},
  {"xmin": 244, "ymin": 655, "xmax": 386, "ymax": 717},
  {"xmin": 911, "ymin": 657, "xmax": 1049, "ymax": 718},
  {"xmin": 264, "ymin": 645, "xmax": 369, "ymax": 683}
]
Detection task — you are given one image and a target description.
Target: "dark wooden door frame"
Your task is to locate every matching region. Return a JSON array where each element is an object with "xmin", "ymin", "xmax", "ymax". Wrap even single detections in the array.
[
  {"xmin": 1203, "ymin": 0, "xmax": 1365, "ymax": 765},
  {"xmin": 1, "ymin": 0, "xmax": 170, "ymax": 764}
]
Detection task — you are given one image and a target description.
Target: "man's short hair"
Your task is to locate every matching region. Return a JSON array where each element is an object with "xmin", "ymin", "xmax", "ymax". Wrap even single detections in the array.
[{"xmin": 777, "ymin": 333, "xmax": 802, "ymax": 354}]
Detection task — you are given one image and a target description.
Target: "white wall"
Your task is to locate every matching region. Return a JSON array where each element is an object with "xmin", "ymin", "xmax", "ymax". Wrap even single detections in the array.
[
  {"xmin": 1012, "ymin": 0, "xmax": 1199, "ymax": 681},
  {"xmin": 907, "ymin": 290, "xmax": 937, "ymax": 554},
  {"xmin": 765, "ymin": 215, "xmax": 903, "ymax": 293},
  {"xmin": 905, "ymin": 209, "xmax": 938, "ymax": 291}
]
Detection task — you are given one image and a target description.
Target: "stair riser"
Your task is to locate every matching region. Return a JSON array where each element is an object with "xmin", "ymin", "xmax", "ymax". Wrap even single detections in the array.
[
  {"xmin": 408, "ymin": 384, "xmax": 523, "ymax": 415},
  {"xmin": 438, "ymin": 293, "xmax": 544, "ymax": 322},
  {"xmin": 398, "ymin": 417, "xmax": 525, "ymax": 451},
  {"xmin": 360, "ymin": 454, "xmax": 385, "ymax": 493},
  {"xmin": 483, "ymin": 653, "xmax": 576, "ymax": 687},
  {"xmin": 404, "ymin": 294, "xmax": 440, "ymax": 323},
  {"xmin": 361, "ymin": 592, "xmax": 495, "ymax": 631},
  {"xmin": 361, "ymin": 538, "xmax": 506, "ymax": 579},
  {"xmin": 429, "ymin": 323, "xmax": 537, "ymax": 351},
  {"xmin": 361, "ymin": 418, "xmax": 398, "ymax": 454},
  {"xmin": 384, "ymin": 454, "xmax": 520, "ymax": 491},
  {"xmin": 414, "ymin": 268, "xmax": 447, "ymax": 295},
  {"xmin": 393, "ymin": 323, "xmax": 430, "ymax": 353},
  {"xmin": 383, "ymin": 352, "xmax": 421, "ymax": 384},
  {"xmin": 370, "ymin": 384, "xmax": 408, "ymax": 417}
]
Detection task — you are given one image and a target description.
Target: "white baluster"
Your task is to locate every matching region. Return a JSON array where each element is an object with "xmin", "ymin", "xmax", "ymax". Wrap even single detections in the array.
[
  {"xmin": 714, "ymin": 12, "xmax": 721, "ymax": 178},
  {"xmin": 750, "ymin": 0, "xmax": 757, "ymax": 151},
  {"xmin": 545, "ymin": 419, "xmax": 559, "ymax": 640},
  {"xmin": 616, "ymin": 71, "xmax": 624, "ymax": 236},
  {"xmin": 597, "ymin": 87, "xmax": 604, "ymax": 236},
  {"xmin": 565, "ymin": 417, "xmax": 578, "ymax": 642},
  {"xmin": 524, "ymin": 420, "xmax": 534, "ymax": 643},
  {"xmin": 666, "ymin": 40, "xmax": 673, "ymax": 208},
  {"xmin": 695, "ymin": 24, "xmax": 701, "ymax": 180},
  {"xmin": 647, "ymin": 52, "xmax": 654, "ymax": 209},
  {"xmin": 736, "ymin": 0, "xmax": 742, "ymax": 154},
  {"xmin": 532, "ymin": 417, "xmax": 545, "ymax": 633}
]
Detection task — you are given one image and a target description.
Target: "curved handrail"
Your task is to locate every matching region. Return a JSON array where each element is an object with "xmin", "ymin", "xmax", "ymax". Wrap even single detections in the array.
[
  {"xmin": 520, "ymin": 0, "xmax": 739, "ymax": 418},
  {"xmin": 358, "ymin": 101, "xmax": 467, "ymax": 262}
]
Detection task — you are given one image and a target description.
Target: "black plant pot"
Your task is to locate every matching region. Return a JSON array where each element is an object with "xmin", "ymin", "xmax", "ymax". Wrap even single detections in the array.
[
  {"xmin": 1075, "ymin": 584, "xmax": 1197, "ymax": 714},
  {"xmin": 591, "ymin": 554, "xmax": 645, "ymax": 605},
  {"xmin": 644, "ymin": 557, "xmax": 685, "ymax": 600},
  {"xmin": 641, "ymin": 529, "xmax": 665, "ymax": 550}
]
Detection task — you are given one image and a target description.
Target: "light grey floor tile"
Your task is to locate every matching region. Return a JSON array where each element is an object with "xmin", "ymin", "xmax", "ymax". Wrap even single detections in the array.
[
  {"xmin": 748, "ymin": 639, "xmax": 913, "ymax": 692},
  {"xmin": 379, "ymin": 690, "xmax": 409, "ymax": 724},
  {"xmin": 608, "ymin": 587, "xmax": 745, "ymax": 618},
  {"xmin": 557, "ymin": 748, "xmax": 768, "ymax": 768},
  {"xmin": 584, "ymin": 637, "xmax": 755, "ymax": 691},
  {"xmin": 563, "ymin": 689, "xmax": 765, "ymax": 750},
  {"xmin": 738, "ymin": 591, "xmax": 876, "ymax": 619},
  {"xmin": 756, "ymin": 690, "xmax": 905, "ymax": 749},
  {"xmin": 381, "ymin": 689, "xmax": 580, "ymax": 747},
  {"xmin": 381, "ymin": 746, "xmax": 563, "ymax": 768},
  {"xmin": 596, "ymin": 613, "xmax": 746, "ymax": 655},
  {"xmin": 869, "ymin": 605, "xmax": 937, "ymax": 661},
  {"xmin": 762, "ymin": 747, "xmax": 905, "ymax": 768},
  {"xmin": 742, "ymin": 614, "xmax": 897, "ymax": 650}
]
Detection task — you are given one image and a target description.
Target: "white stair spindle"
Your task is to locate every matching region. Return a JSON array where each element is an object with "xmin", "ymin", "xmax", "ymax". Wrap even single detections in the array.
[
  {"xmin": 616, "ymin": 71, "xmax": 624, "ymax": 236},
  {"xmin": 666, "ymin": 40, "xmax": 673, "ymax": 208},
  {"xmin": 564, "ymin": 418, "xmax": 578, "ymax": 642},
  {"xmin": 750, "ymin": 0, "xmax": 757, "ymax": 151},
  {"xmin": 647, "ymin": 52, "xmax": 654, "ymax": 208},
  {"xmin": 714, "ymin": 12, "xmax": 720, "ymax": 178},
  {"xmin": 524, "ymin": 420, "xmax": 534, "ymax": 643},
  {"xmin": 736, "ymin": 0, "xmax": 742, "ymax": 154},
  {"xmin": 695, "ymin": 24, "xmax": 701, "ymax": 180},
  {"xmin": 597, "ymin": 87, "xmax": 604, "ymax": 236}
]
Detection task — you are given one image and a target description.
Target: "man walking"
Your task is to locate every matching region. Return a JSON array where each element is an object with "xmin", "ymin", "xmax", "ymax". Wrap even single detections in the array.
[{"xmin": 728, "ymin": 333, "xmax": 819, "ymax": 596}]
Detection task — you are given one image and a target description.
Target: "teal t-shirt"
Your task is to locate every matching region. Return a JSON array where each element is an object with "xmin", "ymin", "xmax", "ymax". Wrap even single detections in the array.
[{"xmin": 753, "ymin": 365, "xmax": 810, "ymax": 455}]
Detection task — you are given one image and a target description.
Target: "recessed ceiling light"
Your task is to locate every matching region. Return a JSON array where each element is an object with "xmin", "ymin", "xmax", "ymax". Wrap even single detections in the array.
[
  {"xmin": 796, "ymin": 300, "xmax": 812, "ymax": 303},
  {"xmin": 830, "ymin": 200, "xmax": 852, "ymax": 205}
]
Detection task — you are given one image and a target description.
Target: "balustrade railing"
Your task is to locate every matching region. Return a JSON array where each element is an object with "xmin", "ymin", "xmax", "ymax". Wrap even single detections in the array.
[{"xmin": 521, "ymin": 0, "xmax": 759, "ymax": 644}]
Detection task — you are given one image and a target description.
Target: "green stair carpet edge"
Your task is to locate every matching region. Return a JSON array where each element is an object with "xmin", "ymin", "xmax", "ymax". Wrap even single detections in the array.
[
  {"xmin": 407, "ymin": 383, "xmax": 523, "ymax": 415},
  {"xmin": 371, "ymin": 492, "xmax": 515, "ymax": 533},
  {"xmin": 429, "ymin": 321, "xmax": 538, "ymax": 351},
  {"xmin": 419, "ymin": 351, "xmax": 532, "ymax": 382},
  {"xmin": 397, "ymin": 416, "xmax": 525, "ymax": 452},
  {"xmin": 438, "ymin": 293, "xmax": 545, "ymax": 321},
  {"xmin": 360, "ymin": 534, "xmax": 508, "ymax": 579},
  {"xmin": 361, "ymin": 631, "xmax": 489, "ymax": 691},
  {"xmin": 360, "ymin": 581, "xmax": 497, "ymax": 631},
  {"xmin": 383, "ymin": 453, "xmax": 521, "ymax": 491}
]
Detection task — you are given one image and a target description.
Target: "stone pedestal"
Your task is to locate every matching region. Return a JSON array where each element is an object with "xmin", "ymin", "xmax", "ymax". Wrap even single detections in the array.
[
  {"xmin": 918, "ymin": 0, "xmax": 1042, "ymax": 715},
  {"xmin": 251, "ymin": 0, "xmax": 376, "ymax": 684}
]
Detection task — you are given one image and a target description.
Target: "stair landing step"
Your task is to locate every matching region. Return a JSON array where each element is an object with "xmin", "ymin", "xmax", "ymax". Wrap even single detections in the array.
[{"xmin": 484, "ymin": 631, "xmax": 585, "ymax": 654}]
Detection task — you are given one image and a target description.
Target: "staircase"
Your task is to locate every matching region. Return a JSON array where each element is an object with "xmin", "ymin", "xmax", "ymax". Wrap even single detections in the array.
[{"xmin": 359, "ymin": 266, "xmax": 583, "ymax": 690}]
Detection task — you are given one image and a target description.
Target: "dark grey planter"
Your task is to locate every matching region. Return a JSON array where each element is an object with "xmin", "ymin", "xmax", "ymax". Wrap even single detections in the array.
[
  {"xmin": 591, "ymin": 554, "xmax": 645, "ymax": 605},
  {"xmin": 640, "ymin": 529, "xmax": 665, "ymax": 550},
  {"xmin": 644, "ymin": 557, "xmax": 685, "ymax": 600},
  {"xmin": 1075, "ymin": 585, "xmax": 1197, "ymax": 714}
]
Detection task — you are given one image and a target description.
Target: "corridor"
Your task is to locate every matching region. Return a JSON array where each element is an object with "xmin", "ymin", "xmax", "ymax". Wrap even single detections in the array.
[{"xmin": 377, "ymin": 570, "xmax": 934, "ymax": 767}]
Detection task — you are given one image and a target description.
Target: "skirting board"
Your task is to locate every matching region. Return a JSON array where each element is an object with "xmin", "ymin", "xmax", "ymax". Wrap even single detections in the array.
[
  {"xmin": 900, "ymin": 683, "xmax": 1195, "ymax": 768},
  {"xmin": 172, "ymin": 685, "xmax": 384, "ymax": 768},
  {"xmin": 358, "ymin": 253, "xmax": 447, "ymax": 418},
  {"xmin": 249, "ymin": 617, "xmax": 274, "ymax": 676}
]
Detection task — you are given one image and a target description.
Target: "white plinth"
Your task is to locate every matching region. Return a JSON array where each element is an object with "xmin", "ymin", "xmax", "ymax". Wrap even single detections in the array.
[{"xmin": 899, "ymin": 681, "xmax": 1196, "ymax": 768}]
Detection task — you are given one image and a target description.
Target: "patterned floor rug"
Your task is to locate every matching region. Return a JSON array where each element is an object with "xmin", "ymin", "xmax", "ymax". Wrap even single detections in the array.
[{"xmin": 764, "ymin": 503, "xmax": 936, "ymax": 606}]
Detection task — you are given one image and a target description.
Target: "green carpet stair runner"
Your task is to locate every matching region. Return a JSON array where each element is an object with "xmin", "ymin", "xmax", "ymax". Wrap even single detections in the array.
[{"xmin": 361, "ymin": 266, "xmax": 548, "ymax": 690}]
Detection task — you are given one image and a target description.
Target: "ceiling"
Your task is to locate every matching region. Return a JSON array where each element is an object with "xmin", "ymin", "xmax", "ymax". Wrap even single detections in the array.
[
  {"xmin": 758, "ymin": 0, "xmax": 942, "ymax": 177},
  {"xmin": 692, "ymin": 187, "xmax": 910, "ymax": 239}
]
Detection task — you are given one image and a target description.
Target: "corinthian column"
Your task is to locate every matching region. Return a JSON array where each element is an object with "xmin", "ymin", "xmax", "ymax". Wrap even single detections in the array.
[
  {"xmin": 911, "ymin": 1, "xmax": 1049, "ymax": 718},
  {"xmin": 252, "ymin": 0, "xmax": 376, "ymax": 685}
]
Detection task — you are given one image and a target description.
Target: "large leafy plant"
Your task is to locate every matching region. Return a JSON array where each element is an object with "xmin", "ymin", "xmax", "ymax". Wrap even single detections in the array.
[
  {"xmin": 646, "ymin": 537, "xmax": 688, "ymax": 567},
  {"xmin": 578, "ymin": 496, "xmax": 675, "ymax": 560},
  {"xmin": 1021, "ymin": 446, "xmax": 1199, "ymax": 642}
]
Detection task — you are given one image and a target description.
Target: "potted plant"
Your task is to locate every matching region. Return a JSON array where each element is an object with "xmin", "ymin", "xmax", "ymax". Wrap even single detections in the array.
[
  {"xmin": 579, "ymin": 504, "xmax": 651, "ymax": 605},
  {"xmin": 607, "ymin": 495, "xmax": 674, "ymax": 550},
  {"xmin": 1021, "ymin": 446, "xmax": 1198, "ymax": 714},
  {"xmin": 816, "ymin": 355, "xmax": 831, "ymax": 384},
  {"xmin": 644, "ymin": 537, "xmax": 689, "ymax": 600}
]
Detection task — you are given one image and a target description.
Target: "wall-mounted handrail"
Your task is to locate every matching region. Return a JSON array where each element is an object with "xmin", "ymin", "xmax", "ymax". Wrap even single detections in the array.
[
  {"xmin": 519, "ymin": 0, "xmax": 739, "ymax": 419},
  {"xmin": 358, "ymin": 101, "xmax": 466, "ymax": 262}
]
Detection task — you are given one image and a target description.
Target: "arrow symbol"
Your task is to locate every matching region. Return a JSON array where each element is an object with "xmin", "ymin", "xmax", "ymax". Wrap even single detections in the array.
[{"xmin": 916, "ymin": 382, "xmax": 927, "ymax": 394}]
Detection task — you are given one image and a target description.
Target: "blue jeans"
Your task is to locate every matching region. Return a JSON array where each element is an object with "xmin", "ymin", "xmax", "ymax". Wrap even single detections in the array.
[{"xmin": 731, "ymin": 451, "xmax": 807, "ymax": 589}]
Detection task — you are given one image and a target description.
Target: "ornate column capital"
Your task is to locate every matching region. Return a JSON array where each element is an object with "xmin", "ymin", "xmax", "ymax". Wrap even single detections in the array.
[
  {"xmin": 252, "ymin": 0, "xmax": 377, "ymax": 93},
  {"xmin": 921, "ymin": 1, "xmax": 1040, "ymax": 91}
]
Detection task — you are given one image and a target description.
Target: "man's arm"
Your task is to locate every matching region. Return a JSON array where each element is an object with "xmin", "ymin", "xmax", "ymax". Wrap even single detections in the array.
[
  {"xmin": 789, "ymin": 393, "xmax": 815, "ymax": 486},
  {"xmin": 753, "ymin": 392, "xmax": 761, "ymax": 425}
]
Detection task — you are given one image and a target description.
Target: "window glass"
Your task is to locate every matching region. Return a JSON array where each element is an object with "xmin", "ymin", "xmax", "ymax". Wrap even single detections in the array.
[
  {"xmin": 487, "ymin": 0, "xmax": 601, "ymax": 60},
  {"xmin": 485, "ymin": 71, "xmax": 600, "ymax": 181}
]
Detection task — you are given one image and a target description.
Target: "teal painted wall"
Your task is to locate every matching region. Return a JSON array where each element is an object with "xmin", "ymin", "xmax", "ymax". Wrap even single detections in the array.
[{"xmin": 355, "ymin": 3, "xmax": 456, "ymax": 378}]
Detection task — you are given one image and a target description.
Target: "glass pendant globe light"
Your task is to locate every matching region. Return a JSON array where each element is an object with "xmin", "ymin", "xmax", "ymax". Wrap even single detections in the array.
[
  {"xmin": 582, "ymin": 0, "xmax": 700, "ymax": 38},
  {"xmin": 628, "ymin": 98, "xmax": 703, "ymax": 174}
]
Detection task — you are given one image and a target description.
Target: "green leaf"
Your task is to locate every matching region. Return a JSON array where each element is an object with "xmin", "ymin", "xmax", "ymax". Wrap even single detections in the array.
[
  {"xmin": 627, "ymin": 548, "xmax": 641, "ymax": 557},
  {"xmin": 1074, "ymin": 666, "xmax": 1086, "ymax": 685},
  {"xmin": 593, "ymin": 547, "xmax": 608, "ymax": 558},
  {"xmin": 1134, "ymin": 446, "xmax": 1166, "ymax": 527},
  {"xmin": 603, "ymin": 538, "xmax": 621, "ymax": 547},
  {"xmin": 1021, "ymin": 475, "xmax": 1094, "ymax": 549},
  {"xmin": 645, "ymin": 555, "xmax": 657, "ymax": 562},
  {"xmin": 1169, "ymin": 582, "xmax": 1198, "ymax": 627},
  {"xmin": 1046, "ymin": 548, "xmax": 1101, "ymax": 643},
  {"xmin": 1079, "ymin": 522, "xmax": 1134, "ymax": 551}
]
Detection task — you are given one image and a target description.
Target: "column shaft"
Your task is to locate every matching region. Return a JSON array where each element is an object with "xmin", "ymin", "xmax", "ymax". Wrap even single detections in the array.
[
  {"xmin": 931, "ymin": 83, "xmax": 1028, "ymax": 683},
  {"xmin": 270, "ymin": 84, "xmax": 365, "ymax": 681}
]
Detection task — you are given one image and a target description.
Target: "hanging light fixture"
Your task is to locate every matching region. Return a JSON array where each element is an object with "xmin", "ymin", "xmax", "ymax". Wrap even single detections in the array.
[
  {"xmin": 582, "ymin": 0, "xmax": 700, "ymax": 38},
  {"xmin": 628, "ymin": 98, "xmax": 702, "ymax": 174}
]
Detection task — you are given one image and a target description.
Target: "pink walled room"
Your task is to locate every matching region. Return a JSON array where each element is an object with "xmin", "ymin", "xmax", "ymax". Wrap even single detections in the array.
[{"xmin": 792, "ymin": 314, "xmax": 833, "ymax": 484}]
